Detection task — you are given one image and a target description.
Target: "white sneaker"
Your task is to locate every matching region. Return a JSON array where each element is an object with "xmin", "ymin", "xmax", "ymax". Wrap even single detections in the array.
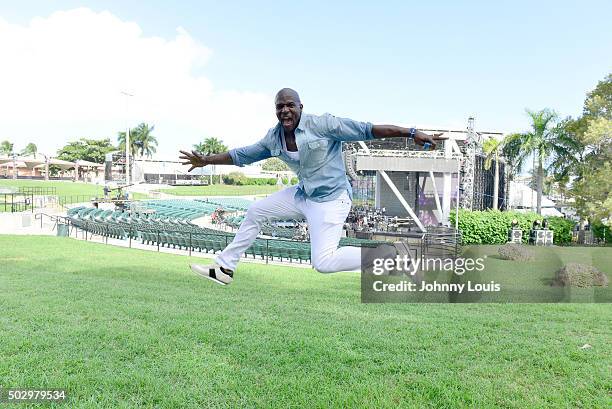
[{"xmin": 190, "ymin": 263, "xmax": 234, "ymax": 285}]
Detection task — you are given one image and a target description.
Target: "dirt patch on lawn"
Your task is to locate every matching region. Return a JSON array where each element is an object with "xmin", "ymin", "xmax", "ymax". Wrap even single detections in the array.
[{"xmin": 552, "ymin": 263, "xmax": 609, "ymax": 288}]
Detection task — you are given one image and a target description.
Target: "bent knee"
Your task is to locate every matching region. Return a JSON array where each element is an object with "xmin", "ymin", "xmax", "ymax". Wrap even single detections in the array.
[
  {"xmin": 245, "ymin": 205, "xmax": 266, "ymax": 221},
  {"xmin": 312, "ymin": 257, "xmax": 338, "ymax": 274}
]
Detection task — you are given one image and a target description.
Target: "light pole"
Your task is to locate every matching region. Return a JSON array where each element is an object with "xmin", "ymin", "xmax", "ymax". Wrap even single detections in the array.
[
  {"xmin": 121, "ymin": 91, "xmax": 134, "ymax": 185},
  {"xmin": 41, "ymin": 153, "xmax": 49, "ymax": 181},
  {"xmin": 12, "ymin": 152, "xmax": 17, "ymax": 180}
]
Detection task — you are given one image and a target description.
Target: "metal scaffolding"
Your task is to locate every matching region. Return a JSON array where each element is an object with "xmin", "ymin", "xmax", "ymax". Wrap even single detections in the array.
[{"xmin": 345, "ymin": 118, "xmax": 505, "ymax": 232}]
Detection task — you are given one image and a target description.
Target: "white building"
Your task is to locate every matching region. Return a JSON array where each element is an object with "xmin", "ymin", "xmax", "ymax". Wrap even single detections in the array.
[{"xmin": 508, "ymin": 181, "xmax": 563, "ymax": 217}]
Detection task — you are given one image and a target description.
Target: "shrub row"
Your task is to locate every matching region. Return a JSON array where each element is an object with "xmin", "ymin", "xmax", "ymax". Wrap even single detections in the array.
[
  {"xmin": 220, "ymin": 172, "xmax": 299, "ymax": 186},
  {"xmin": 592, "ymin": 221, "xmax": 610, "ymax": 242},
  {"xmin": 449, "ymin": 210, "xmax": 575, "ymax": 245}
]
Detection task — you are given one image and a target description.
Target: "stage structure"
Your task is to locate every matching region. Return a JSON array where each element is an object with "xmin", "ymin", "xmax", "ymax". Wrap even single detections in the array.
[
  {"xmin": 344, "ymin": 118, "xmax": 506, "ymax": 233},
  {"xmin": 104, "ymin": 151, "xmax": 131, "ymax": 184}
]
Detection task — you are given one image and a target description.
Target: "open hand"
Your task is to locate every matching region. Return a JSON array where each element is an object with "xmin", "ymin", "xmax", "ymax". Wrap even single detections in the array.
[{"xmin": 179, "ymin": 150, "xmax": 208, "ymax": 172}]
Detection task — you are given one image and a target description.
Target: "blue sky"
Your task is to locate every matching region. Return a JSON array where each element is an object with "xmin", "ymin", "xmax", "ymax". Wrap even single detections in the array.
[{"xmin": 0, "ymin": 1, "xmax": 610, "ymax": 158}]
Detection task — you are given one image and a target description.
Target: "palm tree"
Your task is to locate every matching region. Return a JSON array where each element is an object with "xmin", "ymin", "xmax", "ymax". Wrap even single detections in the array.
[
  {"xmin": 117, "ymin": 130, "xmax": 137, "ymax": 156},
  {"xmin": 483, "ymin": 137, "xmax": 502, "ymax": 210},
  {"xmin": 118, "ymin": 123, "xmax": 158, "ymax": 159},
  {"xmin": 0, "ymin": 140, "xmax": 13, "ymax": 155},
  {"xmin": 193, "ymin": 137, "xmax": 228, "ymax": 184},
  {"xmin": 504, "ymin": 109, "xmax": 580, "ymax": 214},
  {"xmin": 21, "ymin": 142, "xmax": 38, "ymax": 156},
  {"xmin": 0, "ymin": 140, "xmax": 15, "ymax": 179},
  {"xmin": 132, "ymin": 123, "xmax": 158, "ymax": 158},
  {"xmin": 501, "ymin": 132, "xmax": 528, "ymax": 210}
]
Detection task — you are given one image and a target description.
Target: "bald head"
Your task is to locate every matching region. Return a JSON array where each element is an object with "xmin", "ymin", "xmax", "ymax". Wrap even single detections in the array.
[
  {"xmin": 275, "ymin": 88, "xmax": 303, "ymax": 133},
  {"xmin": 275, "ymin": 88, "xmax": 301, "ymax": 104}
]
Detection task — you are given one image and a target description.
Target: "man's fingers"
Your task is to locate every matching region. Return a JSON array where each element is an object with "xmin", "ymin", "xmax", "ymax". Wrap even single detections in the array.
[
  {"xmin": 181, "ymin": 161, "xmax": 192, "ymax": 165},
  {"xmin": 188, "ymin": 165, "xmax": 196, "ymax": 172}
]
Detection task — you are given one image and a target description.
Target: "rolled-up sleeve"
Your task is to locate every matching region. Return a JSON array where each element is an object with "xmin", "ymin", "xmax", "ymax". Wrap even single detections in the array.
[
  {"xmin": 228, "ymin": 141, "xmax": 271, "ymax": 167},
  {"xmin": 318, "ymin": 113, "xmax": 374, "ymax": 142}
]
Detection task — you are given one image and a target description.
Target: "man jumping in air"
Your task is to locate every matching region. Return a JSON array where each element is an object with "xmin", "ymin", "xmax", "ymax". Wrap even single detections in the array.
[{"xmin": 179, "ymin": 88, "xmax": 442, "ymax": 285}]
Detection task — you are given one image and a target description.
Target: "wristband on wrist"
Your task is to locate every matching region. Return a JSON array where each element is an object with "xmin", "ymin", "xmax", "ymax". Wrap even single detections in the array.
[{"xmin": 408, "ymin": 127, "xmax": 417, "ymax": 139}]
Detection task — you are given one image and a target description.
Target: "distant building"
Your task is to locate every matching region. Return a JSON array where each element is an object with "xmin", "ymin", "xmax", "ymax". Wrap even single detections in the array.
[
  {"xmin": 130, "ymin": 159, "xmax": 295, "ymax": 185},
  {"xmin": 508, "ymin": 181, "xmax": 563, "ymax": 217}
]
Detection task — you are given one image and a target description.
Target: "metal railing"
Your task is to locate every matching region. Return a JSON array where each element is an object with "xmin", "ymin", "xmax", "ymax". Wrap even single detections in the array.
[
  {"xmin": 1, "ymin": 193, "xmax": 35, "ymax": 213},
  {"xmin": 34, "ymin": 212, "xmax": 70, "ymax": 230},
  {"xmin": 353, "ymin": 149, "xmax": 463, "ymax": 160},
  {"xmin": 57, "ymin": 195, "xmax": 97, "ymax": 208},
  {"xmin": 420, "ymin": 227, "xmax": 462, "ymax": 259},
  {"xmin": 18, "ymin": 186, "xmax": 57, "ymax": 195},
  {"xmin": 63, "ymin": 218, "xmax": 314, "ymax": 264}
]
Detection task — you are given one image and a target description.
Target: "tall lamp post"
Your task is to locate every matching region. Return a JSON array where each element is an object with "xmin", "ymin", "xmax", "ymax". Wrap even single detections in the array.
[
  {"xmin": 41, "ymin": 153, "xmax": 49, "ymax": 181},
  {"xmin": 12, "ymin": 152, "xmax": 17, "ymax": 180},
  {"xmin": 121, "ymin": 91, "xmax": 134, "ymax": 185}
]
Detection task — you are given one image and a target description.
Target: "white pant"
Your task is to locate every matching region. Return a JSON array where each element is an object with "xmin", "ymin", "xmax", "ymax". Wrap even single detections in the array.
[{"xmin": 215, "ymin": 186, "xmax": 361, "ymax": 273}]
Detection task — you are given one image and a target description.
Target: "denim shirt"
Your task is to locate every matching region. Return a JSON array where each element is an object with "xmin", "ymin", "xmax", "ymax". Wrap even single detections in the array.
[{"xmin": 228, "ymin": 113, "xmax": 374, "ymax": 202}]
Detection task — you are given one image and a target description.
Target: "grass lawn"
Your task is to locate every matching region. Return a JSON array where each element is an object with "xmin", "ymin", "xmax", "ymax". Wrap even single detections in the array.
[
  {"xmin": 0, "ymin": 180, "xmax": 148, "ymax": 204},
  {"xmin": 1, "ymin": 236, "xmax": 610, "ymax": 408},
  {"xmin": 159, "ymin": 184, "xmax": 282, "ymax": 196},
  {"xmin": 0, "ymin": 180, "xmax": 103, "ymax": 196}
]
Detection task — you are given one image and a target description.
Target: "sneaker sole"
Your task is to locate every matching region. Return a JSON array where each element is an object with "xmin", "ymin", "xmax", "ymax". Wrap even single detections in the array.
[{"xmin": 190, "ymin": 264, "xmax": 230, "ymax": 285}]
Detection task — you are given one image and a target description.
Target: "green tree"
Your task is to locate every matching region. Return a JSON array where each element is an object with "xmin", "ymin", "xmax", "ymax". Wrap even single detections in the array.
[
  {"xmin": 501, "ymin": 132, "xmax": 528, "ymax": 210},
  {"xmin": 570, "ymin": 115, "xmax": 612, "ymax": 226},
  {"xmin": 1, "ymin": 140, "xmax": 16, "ymax": 179},
  {"xmin": 559, "ymin": 73, "xmax": 612, "ymax": 226},
  {"xmin": 57, "ymin": 138, "xmax": 116, "ymax": 163},
  {"xmin": 118, "ymin": 122, "xmax": 158, "ymax": 159},
  {"xmin": 501, "ymin": 133, "xmax": 527, "ymax": 181},
  {"xmin": 572, "ymin": 162, "xmax": 611, "ymax": 226},
  {"xmin": 583, "ymin": 73, "xmax": 612, "ymax": 119},
  {"xmin": 193, "ymin": 137, "xmax": 228, "ymax": 184},
  {"xmin": 193, "ymin": 137, "xmax": 228, "ymax": 155},
  {"xmin": 0, "ymin": 140, "xmax": 14, "ymax": 155},
  {"xmin": 483, "ymin": 137, "xmax": 502, "ymax": 210},
  {"xmin": 527, "ymin": 168, "xmax": 555, "ymax": 196},
  {"xmin": 20, "ymin": 142, "xmax": 38, "ymax": 156},
  {"xmin": 262, "ymin": 157, "xmax": 290, "ymax": 172},
  {"xmin": 504, "ymin": 109, "xmax": 580, "ymax": 214}
]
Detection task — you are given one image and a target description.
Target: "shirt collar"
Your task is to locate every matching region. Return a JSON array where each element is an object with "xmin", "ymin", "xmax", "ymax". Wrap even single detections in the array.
[
  {"xmin": 276, "ymin": 113, "xmax": 306, "ymax": 137},
  {"xmin": 296, "ymin": 113, "xmax": 306, "ymax": 132}
]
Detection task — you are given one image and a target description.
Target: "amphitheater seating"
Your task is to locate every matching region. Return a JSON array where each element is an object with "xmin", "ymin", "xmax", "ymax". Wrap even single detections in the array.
[
  {"xmin": 195, "ymin": 197, "xmax": 252, "ymax": 211},
  {"xmin": 140, "ymin": 200, "xmax": 219, "ymax": 220},
  {"xmin": 66, "ymin": 203, "xmax": 386, "ymax": 264}
]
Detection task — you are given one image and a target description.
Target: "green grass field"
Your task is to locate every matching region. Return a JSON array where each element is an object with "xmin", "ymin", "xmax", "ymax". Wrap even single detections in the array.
[
  {"xmin": 159, "ymin": 184, "xmax": 282, "ymax": 196},
  {"xmin": 0, "ymin": 180, "xmax": 148, "ymax": 204},
  {"xmin": 1, "ymin": 236, "xmax": 610, "ymax": 408},
  {"xmin": 0, "ymin": 180, "xmax": 103, "ymax": 196}
]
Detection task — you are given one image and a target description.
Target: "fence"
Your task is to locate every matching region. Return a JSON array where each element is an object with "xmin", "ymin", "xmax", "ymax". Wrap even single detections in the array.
[
  {"xmin": 420, "ymin": 226, "xmax": 461, "ymax": 259},
  {"xmin": 1, "ymin": 193, "xmax": 35, "ymax": 213},
  {"xmin": 62, "ymin": 218, "xmax": 312, "ymax": 264},
  {"xmin": 57, "ymin": 195, "xmax": 97, "ymax": 208},
  {"xmin": 18, "ymin": 186, "xmax": 57, "ymax": 195},
  {"xmin": 34, "ymin": 213, "xmax": 71, "ymax": 230},
  {"xmin": 0, "ymin": 188, "xmax": 93, "ymax": 213}
]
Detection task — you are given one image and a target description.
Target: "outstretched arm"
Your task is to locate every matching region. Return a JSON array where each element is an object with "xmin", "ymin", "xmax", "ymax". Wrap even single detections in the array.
[
  {"xmin": 320, "ymin": 114, "xmax": 444, "ymax": 148},
  {"xmin": 372, "ymin": 125, "xmax": 445, "ymax": 149},
  {"xmin": 179, "ymin": 140, "xmax": 271, "ymax": 172},
  {"xmin": 179, "ymin": 150, "xmax": 233, "ymax": 172}
]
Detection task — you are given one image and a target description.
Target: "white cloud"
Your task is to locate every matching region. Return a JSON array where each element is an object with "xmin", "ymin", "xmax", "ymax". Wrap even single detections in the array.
[{"xmin": 0, "ymin": 8, "xmax": 274, "ymax": 158}]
